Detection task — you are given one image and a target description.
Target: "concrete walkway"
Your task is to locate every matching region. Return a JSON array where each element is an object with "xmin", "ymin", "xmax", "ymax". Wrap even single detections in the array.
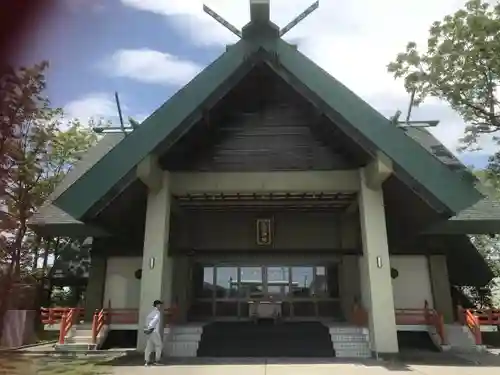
[
  {"xmin": 110, "ymin": 362, "xmax": 500, "ymax": 375},
  {"xmin": 107, "ymin": 354, "xmax": 500, "ymax": 375}
]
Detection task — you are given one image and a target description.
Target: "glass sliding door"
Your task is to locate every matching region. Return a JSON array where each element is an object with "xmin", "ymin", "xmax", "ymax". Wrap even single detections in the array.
[
  {"xmin": 290, "ymin": 266, "xmax": 315, "ymax": 317},
  {"xmin": 239, "ymin": 267, "xmax": 263, "ymax": 317},
  {"xmin": 317, "ymin": 264, "xmax": 342, "ymax": 318},
  {"xmin": 190, "ymin": 265, "xmax": 215, "ymax": 319},
  {"xmin": 266, "ymin": 267, "xmax": 290, "ymax": 298},
  {"xmin": 215, "ymin": 266, "xmax": 238, "ymax": 317},
  {"xmin": 189, "ymin": 262, "xmax": 342, "ymax": 321},
  {"xmin": 266, "ymin": 266, "xmax": 291, "ymax": 317}
]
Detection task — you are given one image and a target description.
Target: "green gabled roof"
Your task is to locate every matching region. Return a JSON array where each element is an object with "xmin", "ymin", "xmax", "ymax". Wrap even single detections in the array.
[
  {"xmin": 266, "ymin": 38, "xmax": 482, "ymax": 213},
  {"xmin": 425, "ymin": 197, "xmax": 500, "ymax": 234},
  {"xmin": 54, "ymin": 40, "xmax": 258, "ymax": 219},
  {"xmin": 29, "ymin": 134, "xmax": 124, "ymax": 236},
  {"xmin": 52, "ymin": 22, "xmax": 483, "ymax": 221},
  {"xmin": 403, "ymin": 127, "xmax": 477, "ymax": 183}
]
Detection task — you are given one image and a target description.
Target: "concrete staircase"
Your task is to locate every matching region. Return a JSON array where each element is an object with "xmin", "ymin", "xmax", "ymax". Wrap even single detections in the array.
[
  {"xmin": 445, "ymin": 324, "xmax": 484, "ymax": 353},
  {"xmin": 327, "ymin": 325, "xmax": 371, "ymax": 358},
  {"xmin": 164, "ymin": 324, "xmax": 204, "ymax": 357},
  {"xmin": 54, "ymin": 324, "xmax": 108, "ymax": 351}
]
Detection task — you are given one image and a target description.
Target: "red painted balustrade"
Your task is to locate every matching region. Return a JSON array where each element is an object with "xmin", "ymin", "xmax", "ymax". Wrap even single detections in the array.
[
  {"xmin": 41, "ymin": 305, "xmax": 178, "ymax": 345},
  {"xmin": 351, "ymin": 301, "xmax": 447, "ymax": 345}
]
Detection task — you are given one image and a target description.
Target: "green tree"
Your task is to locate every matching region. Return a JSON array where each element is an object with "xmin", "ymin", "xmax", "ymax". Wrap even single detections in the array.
[
  {"xmin": 387, "ymin": 0, "xmax": 500, "ymax": 150},
  {"xmin": 466, "ymin": 235, "xmax": 500, "ymax": 307},
  {"xmin": 1, "ymin": 62, "xmax": 51, "ymax": 309},
  {"xmin": 0, "ymin": 63, "xmax": 98, "ymax": 340},
  {"xmin": 2, "ymin": 112, "xmax": 97, "ymax": 278},
  {"xmin": 1, "ymin": 63, "xmax": 49, "ymax": 265},
  {"xmin": 387, "ymin": 0, "xmax": 500, "ymax": 308},
  {"xmin": 463, "ymin": 171, "xmax": 500, "ymax": 308}
]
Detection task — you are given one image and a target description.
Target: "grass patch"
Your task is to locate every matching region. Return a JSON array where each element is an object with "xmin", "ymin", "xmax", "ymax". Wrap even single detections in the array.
[{"xmin": 0, "ymin": 354, "xmax": 112, "ymax": 375}]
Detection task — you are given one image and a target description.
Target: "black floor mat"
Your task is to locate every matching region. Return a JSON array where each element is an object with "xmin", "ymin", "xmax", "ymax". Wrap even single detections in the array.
[
  {"xmin": 101, "ymin": 330, "xmax": 137, "ymax": 349},
  {"xmin": 397, "ymin": 331, "xmax": 440, "ymax": 352},
  {"xmin": 197, "ymin": 321, "xmax": 335, "ymax": 357}
]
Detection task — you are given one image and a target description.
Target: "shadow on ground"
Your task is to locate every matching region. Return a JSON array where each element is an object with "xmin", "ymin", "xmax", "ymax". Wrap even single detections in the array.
[
  {"xmin": 96, "ymin": 349, "xmax": 500, "ymax": 371},
  {"xmin": 1, "ymin": 349, "xmax": 498, "ymax": 374}
]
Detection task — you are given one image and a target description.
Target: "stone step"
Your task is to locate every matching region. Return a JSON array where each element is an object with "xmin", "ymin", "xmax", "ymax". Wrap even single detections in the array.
[
  {"xmin": 169, "ymin": 333, "xmax": 202, "ymax": 342},
  {"xmin": 328, "ymin": 326, "xmax": 369, "ymax": 335},
  {"xmin": 55, "ymin": 343, "xmax": 97, "ymax": 351},
  {"xmin": 73, "ymin": 329, "xmax": 93, "ymax": 334},
  {"xmin": 170, "ymin": 325, "xmax": 205, "ymax": 334},
  {"xmin": 330, "ymin": 334, "xmax": 369, "ymax": 342},
  {"xmin": 164, "ymin": 325, "xmax": 204, "ymax": 357},
  {"xmin": 165, "ymin": 342, "xmax": 199, "ymax": 357},
  {"xmin": 65, "ymin": 336, "xmax": 94, "ymax": 344},
  {"xmin": 328, "ymin": 325, "xmax": 371, "ymax": 359},
  {"xmin": 333, "ymin": 341, "xmax": 370, "ymax": 351},
  {"xmin": 335, "ymin": 349, "xmax": 371, "ymax": 358}
]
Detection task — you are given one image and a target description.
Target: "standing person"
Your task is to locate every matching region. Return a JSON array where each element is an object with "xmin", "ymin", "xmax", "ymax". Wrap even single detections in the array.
[{"xmin": 143, "ymin": 300, "xmax": 163, "ymax": 366}]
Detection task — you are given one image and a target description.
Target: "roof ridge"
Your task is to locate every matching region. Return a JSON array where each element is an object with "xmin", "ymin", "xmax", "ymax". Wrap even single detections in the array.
[{"xmin": 49, "ymin": 36, "xmax": 483, "ymax": 221}]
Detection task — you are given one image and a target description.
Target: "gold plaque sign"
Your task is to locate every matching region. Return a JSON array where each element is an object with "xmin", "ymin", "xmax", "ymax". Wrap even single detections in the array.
[{"xmin": 256, "ymin": 218, "xmax": 273, "ymax": 245}]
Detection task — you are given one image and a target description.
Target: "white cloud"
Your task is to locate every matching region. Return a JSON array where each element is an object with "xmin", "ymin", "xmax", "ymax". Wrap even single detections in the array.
[
  {"xmin": 132, "ymin": 113, "xmax": 150, "ymax": 123},
  {"xmin": 119, "ymin": 0, "xmax": 466, "ymax": 97},
  {"xmin": 119, "ymin": 0, "xmax": 497, "ymax": 159},
  {"xmin": 105, "ymin": 49, "xmax": 202, "ymax": 86},
  {"xmin": 64, "ymin": 93, "xmax": 150, "ymax": 129},
  {"xmin": 64, "ymin": 92, "xmax": 119, "ymax": 122}
]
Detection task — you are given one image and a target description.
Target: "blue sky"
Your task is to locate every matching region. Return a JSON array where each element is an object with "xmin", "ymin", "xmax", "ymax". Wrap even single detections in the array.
[
  {"xmin": 20, "ymin": 0, "xmax": 493, "ymax": 169},
  {"xmin": 20, "ymin": 0, "xmax": 223, "ymax": 121}
]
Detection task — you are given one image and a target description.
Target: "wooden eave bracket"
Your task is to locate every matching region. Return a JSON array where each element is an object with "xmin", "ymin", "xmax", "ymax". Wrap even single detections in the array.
[
  {"xmin": 136, "ymin": 155, "xmax": 163, "ymax": 192},
  {"xmin": 363, "ymin": 151, "xmax": 393, "ymax": 190}
]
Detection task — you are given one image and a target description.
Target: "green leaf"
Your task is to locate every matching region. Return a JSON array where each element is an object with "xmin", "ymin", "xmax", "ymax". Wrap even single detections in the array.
[{"xmin": 386, "ymin": 0, "xmax": 500, "ymax": 150}]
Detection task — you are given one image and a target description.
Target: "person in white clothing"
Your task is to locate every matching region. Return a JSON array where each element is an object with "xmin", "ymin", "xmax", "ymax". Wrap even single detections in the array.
[{"xmin": 144, "ymin": 300, "xmax": 163, "ymax": 366}]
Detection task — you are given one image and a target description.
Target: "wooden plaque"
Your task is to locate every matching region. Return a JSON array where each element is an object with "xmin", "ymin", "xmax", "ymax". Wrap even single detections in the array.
[{"xmin": 256, "ymin": 218, "xmax": 273, "ymax": 245}]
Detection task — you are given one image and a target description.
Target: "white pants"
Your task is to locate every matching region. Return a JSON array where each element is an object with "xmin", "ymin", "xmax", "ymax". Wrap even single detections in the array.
[{"xmin": 144, "ymin": 332, "xmax": 163, "ymax": 363}]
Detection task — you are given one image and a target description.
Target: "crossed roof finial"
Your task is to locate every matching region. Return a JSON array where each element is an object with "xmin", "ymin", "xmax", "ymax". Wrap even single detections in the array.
[{"xmin": 203, "ymin": 0, "xmax": 319, "ymax": 39}]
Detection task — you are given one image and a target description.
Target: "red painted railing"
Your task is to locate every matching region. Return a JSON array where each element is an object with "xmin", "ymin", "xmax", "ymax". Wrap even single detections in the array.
[
  {"xmin": 433, "ymin": 312, "xmax": 446, "ymax": 345},
  {"xmin": 457, "ymin": 306, "xmax": 483, "ymax": 345},
  {"xmin": 467, "ymin": 308, "xmax": 500, "ymax": 326},
  {"xmin": 41, "ymin": 307, "xmax": 84, "ymax": 325},
  {"xmin": 351, "ymin": 302, "xmax": 368, "ymax": 327},
  {"xmin": 41, "ymin": 306, "xmax": 178, "ymax": 325},
  {"xmin": 105, "ymin": 308, "xmax": 139, "ymax": 324},
  {"xmin": 104, "ymin": 306, "xmax": 178, "ymax": 324},
  {"xmin": 57, "ymin": 308, "xmax": 79, "ymax": 345},
  {"xmin": 43, "ymin": 305, "xmax": 179, "ymax": 347},
  {"xmin": 165, "ymin": 305, "xmax": 178, "ymax": 323},
  {"xmin": 350, "ymin": 301, "xmax": 446, "ymax": 344},
  {"xmin": 395, "ymin": 302, "xmax": 446, "ymax": 345},
  {"xmin": 91, "ymin": 308, "xmax": 108, "ymax": 345},
  {"xmin": 41, "ymin": 307, "xmax": 84, "ymax": 345}
]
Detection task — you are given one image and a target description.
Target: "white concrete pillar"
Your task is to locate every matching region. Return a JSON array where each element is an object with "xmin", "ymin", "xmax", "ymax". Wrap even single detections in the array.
[
  {"xmin": 137, "ymin": 172, "xmax": 173, "ymax": 351},
  {"xmin": 358, "ymin": 169, "xmax": 398, "ymax": 355},
  {"xmin": 429, "ymin": 255, "xmax": 454, "ymax": 323}
]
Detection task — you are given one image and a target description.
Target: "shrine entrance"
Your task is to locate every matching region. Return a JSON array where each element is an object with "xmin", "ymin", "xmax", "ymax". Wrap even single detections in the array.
[{"xmin": 189, "ymin": 262, "xmax": 342, "ymax": 321}]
